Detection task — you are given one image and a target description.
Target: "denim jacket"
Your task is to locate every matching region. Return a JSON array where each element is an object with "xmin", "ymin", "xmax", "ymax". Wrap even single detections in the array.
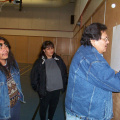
[
  {"xmin": 65, "ymin": 45, "xmax": 120, "ymax": 120},
  {"xmin": 0, "ymin": 66, "xmax": 24, "ymax": 119}
]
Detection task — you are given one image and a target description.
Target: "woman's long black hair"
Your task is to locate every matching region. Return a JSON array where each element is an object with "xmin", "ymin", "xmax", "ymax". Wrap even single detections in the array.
[{"xmin": 0, "ymin": 37, "xmax": 19, "ymax": 76}]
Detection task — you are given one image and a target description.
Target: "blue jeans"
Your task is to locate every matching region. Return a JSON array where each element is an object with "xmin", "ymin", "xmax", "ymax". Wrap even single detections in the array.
[
  {"xmin": 65, "ymin": 111, "xmax": 112, "ymax": 120},
  {"xmin": 66, "ymin": 111, "xmax": 84, "ymax": 120},
  {"xmin": 0, "ymin": 100, "xmax": 21, "ymax": 120}
]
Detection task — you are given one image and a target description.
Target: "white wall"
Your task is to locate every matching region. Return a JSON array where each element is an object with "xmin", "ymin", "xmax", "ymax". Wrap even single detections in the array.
[{"xmin": 0, "ymin": 3, "xmax": 75, "ymax": 38}]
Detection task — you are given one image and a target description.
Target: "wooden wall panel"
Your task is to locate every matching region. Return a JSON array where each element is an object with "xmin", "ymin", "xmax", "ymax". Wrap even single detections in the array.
[
  {"xmin": 92, "ymin": 2, "xmax": 105, "ymax": 24},
  {"xmin": 28, "ymin": 36, "xmax": 43, "ymax": 63},
  {"xmin": 74, "ymin": 35, "xmax": 78, "ymax": 53},
  {"xmin": 73, "ymin": 26, "xmax": 84, "ymax": 56},
  {"xmin": 85, "ymin": 19, "xmax": 92, "ymax": 27},
  {"xmin": 112, "ymin": 93, "xmax": 120, "ymax": 120},
  {"xmin": 105, "ymin": 0, "xmax": 120, "ymax": 29},
  {"xmin": 15, "ymin": 36, "xmax": 28, "ymax": 63},
  {"xmin": 0, "ymin": 35, "xmax": 72, "ymax": 64},
  {"xmin": 70, "ymin": 38, "xmax": 75, "ymax": 58},
  {"xmin": 56, "ymin": 38, "xmax": 70, "ymax": 55},
  {"xmin": 77, "ymin": 30, "xmax": 82, "ymax": 47},
  {"xmin": 56, "ymin": 38, "xmax": 70, "ymax": 70},
  {"xmin": 43, "ymin": 37, "xmax": 56, "ymax": 44}
]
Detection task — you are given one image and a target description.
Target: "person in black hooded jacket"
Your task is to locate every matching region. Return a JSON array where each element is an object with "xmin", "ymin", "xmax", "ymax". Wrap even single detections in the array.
[{"xmin": 30, "ymin": 41, "xmax": 68, "ymax": 120}]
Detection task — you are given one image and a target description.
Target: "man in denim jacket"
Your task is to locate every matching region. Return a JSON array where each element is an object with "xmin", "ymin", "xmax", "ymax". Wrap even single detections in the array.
[{"xmin": 65, "ymin": 23, "xmax": 120, "ymax": 120}]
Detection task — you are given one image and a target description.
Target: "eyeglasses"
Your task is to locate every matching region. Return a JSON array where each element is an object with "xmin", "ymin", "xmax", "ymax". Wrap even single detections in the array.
[{"xmin": 101, "ymin": 37, "xmax": 109, "ymax": 42}]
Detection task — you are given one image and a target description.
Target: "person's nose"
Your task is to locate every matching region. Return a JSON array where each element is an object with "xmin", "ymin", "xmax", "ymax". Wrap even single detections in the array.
[
  {"xmin": 107, "ymin": 40, "xmax": 109, "ymax": 44},
  {"xmin": 2, "ymin": 44, "xmax": 7, "ymax": 50}
]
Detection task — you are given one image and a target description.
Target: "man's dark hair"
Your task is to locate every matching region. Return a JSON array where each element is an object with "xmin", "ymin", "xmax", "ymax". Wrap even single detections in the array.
[
  {"xmin": 39, "ymin": 41, "xmax": 54, "ymax": 58},
  {"xmin": 0, "ymin": 36, "xmax": 19, "ymax": 76},
  {"xmin": 80, "ymin": 23, "xmax": 107, "ymax": 46}
]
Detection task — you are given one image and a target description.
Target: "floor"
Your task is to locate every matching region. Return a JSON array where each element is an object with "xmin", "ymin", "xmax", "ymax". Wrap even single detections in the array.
[{"xmin": 19, "ymin": 63, "xmax": 66, "ymax": 120}]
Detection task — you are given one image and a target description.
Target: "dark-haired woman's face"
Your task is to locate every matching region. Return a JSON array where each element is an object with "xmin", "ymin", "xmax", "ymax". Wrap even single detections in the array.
[
  {"xmin": 43, "ymin": 46, "xmax": 54, "ymax": 59},
  {"xmin": 0, "ymin": 40, "xmax": 9, "ymax": 65}
]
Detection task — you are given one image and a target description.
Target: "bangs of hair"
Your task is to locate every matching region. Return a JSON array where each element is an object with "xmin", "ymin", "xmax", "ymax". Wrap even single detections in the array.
[
  {"xmin": 46, "ymin": 44, "xmax": 54, "ymax": 48},
  {"xmin": 44, "ymin": 41, "xmax": 54, "ymax": 49}
]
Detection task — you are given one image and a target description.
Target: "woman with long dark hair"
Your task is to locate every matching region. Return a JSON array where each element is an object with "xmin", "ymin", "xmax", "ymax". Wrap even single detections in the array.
[
  {"xmin": 0, "ymin": 37, "xmax": 24, "ymax": 120},
  {"xmin": 31, "ymin": 41, "xmax": 67, "ymax": 120}
]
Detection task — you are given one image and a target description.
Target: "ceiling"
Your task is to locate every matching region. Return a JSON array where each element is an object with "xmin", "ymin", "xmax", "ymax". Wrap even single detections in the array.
[
  {"xmin": 1, "ymin": 0, "xmax": 75, "ymax": 11},
  {"xmin": 12, "ymin": 0, "xmax": 76, "ymax": 7}
]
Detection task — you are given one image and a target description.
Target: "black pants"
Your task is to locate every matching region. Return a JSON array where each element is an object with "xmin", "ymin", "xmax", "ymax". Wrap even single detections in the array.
[{"xmin": 39, "ymin": 90, "xmax": 60, "ymax": 120}]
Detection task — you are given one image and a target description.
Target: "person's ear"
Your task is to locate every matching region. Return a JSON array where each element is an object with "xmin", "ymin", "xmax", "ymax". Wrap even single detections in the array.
[
  {"xmin": 90, "ymin": 39, "xmax": 96, "ymax": 47},
  {"xmin": 43, "ymin": 49, "xmax": 45, "ymax": 52}
]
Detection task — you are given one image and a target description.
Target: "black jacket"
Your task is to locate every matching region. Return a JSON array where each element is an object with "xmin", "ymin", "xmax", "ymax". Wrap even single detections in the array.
[{"xmin": 30, "ymin": 54, "xmax": 68, "ymax": 97}]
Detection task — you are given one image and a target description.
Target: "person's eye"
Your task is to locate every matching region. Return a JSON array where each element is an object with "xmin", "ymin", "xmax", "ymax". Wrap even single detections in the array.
[
  {"xmin": 0, "ymin": 43, "xmax": 2, "ymax": 49},
  {"xmin": 4, "ymin": 43, "xmax": 8, "ymax": 47},
  {"xmin": 4, "ymin": 42, "xmax": 8, "ymax": 47}
]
